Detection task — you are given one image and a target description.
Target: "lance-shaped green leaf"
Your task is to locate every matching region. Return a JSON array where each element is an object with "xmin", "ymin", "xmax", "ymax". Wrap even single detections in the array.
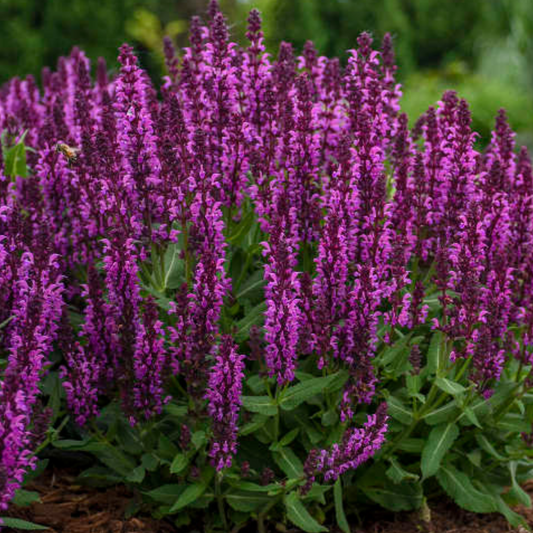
[
  {"xmin": 386, "ymin": 458, "xmax": 419, "ymax": 484},
  {"xmin": 170, "ymin": 453, "xmax": 189, "ymax": 475},
  {"xmin": 475, "ymin": 434, "xmax": 507, "ymax": 461},
  {"xmin": 270, "ymin": 428, "xmax": 300, "ymax": 451},
  {"xmin": 274, "ymin": 447, "xmax": 304, "ymax": 478},
  {"xmin": 505, "ymin": 461, "xmax": 531, "ymax": 508},
  {"xmin": 12, "ymin": 489, "xmax": 41, "ymax": 507},
  {"xmin": 436, "ymin": 464, "xmax": 497, "ymax": 513},
  {"xmin": 279, "ymin": 372, "xmax": 347, "ymax": 411},
  {"xmin": 241, "ymin": 395, "xmax": 277, "ymax": 416},
  {"xmin": 284, "ymin": 492, "xmax": 327, "ymax": 533},
  {"xmin": 169, "ymin": 481, "xmax": 210, "ymax": 513},
  {"xmin": 144, "ymin": 484, "xmax": 185, "ymax": 505},
  {"xmin": 334, "ymin": 479, "xmax": 350, "ymax": 533},
  {"xmin": 423, "ymin": 401, "xmax": 460, "ymax": 425},
  {"xmin": 435, "ymin": 377, "xmax": 466, "ymax": 396},
  {"xmin": 421, "ymin": 423, "xmax": 459, "ymax": 479},
  {"xmin": 362, "ymin": 481, "xmax": 423, "ymax": 511},
  {"xmin": 0, "ymin": 517, "xmax": 49, "ymax": 530},
  {"xmin": 226, "ymin": 490, "xmax": 273, "ymax": 512},
  {"xmin": 235, "ymin": 302, "xmax": 267, "ymax": 342},
  {"xmin": 426, "ymin": 330, "xmax": 443, "ymax": 375},
  {"xmin": 378, "ymin": 333, "xmax": 412, "ymax": 367},
  {"xmin": 3, "ymin": 130, "xmax": 29, "ymax": 179},
  {"xmin": 386, "ymin": 395, "xmax": 413, "ymax": 424},
  {"xmin": 497, "ymin": 413, "xmax": 531, "ymax": 434},
  {"xmin": 240, "ymin": 414, "xmax": 268, "ymax": 435}
]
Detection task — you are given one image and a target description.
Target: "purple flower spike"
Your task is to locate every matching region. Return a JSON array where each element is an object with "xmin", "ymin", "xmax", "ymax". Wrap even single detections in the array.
[{"xmin": 205, "ymin": 336, "xmax": 245, "ymax": 471}]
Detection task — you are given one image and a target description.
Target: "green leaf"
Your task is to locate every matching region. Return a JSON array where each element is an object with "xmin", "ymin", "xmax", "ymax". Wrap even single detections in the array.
[
  {"xmin": 387, "ymin": 395, "xmax": 413, "ymax": 424},
  {"xmin": 142, "ymin": 453, "xmax": 159, "ymax": 471},
  {"xmin": 158, "ymin": 434, "xmax": 179, "ymax": 461},
  {"xmin": 226, "ymin": 490, "xmax": 272, "ymax": 512},
  {"xmin": 274, "ymin": 447, "xmax": 304, "ymax": 478},
  {"xmin": 424, "ymin": 401, "xmax": 460, "ymax": 425},
  {"xmin": 321, "ymin": 410, "xmax": 338, "ymax": 427},
  {"xmin": 497, "ymin": 413, "xmax": 531, "ymax": 434},
  {"xmin": 240, "ymin": 414, "xmax": 268, "ymax": 436},
  {"xmin": 170, "ymin": 453, "xmax": 189, "ymax": 475},
  {"xmin": 487, "ymin": 382, "xmax": 520, "ymax": 412},
  {"xmin": 3, "ymin": 130, "xmax": 29, "ymax": 179},
  {"xmin": 12, "ymin": 489, "xmax": 41, "ymax": 507},
  {"xmin": 0, "ymin": 315, "xmax": 14, "ymax": 330},
  {"xmin": 505, "ymin": 462, "xmax": 531, "ymax": 508},
  {"xmin": 164, "ymin": 403, "xmax": 188, "ymax": 418},
  {"xmin": 436, "ymin": 464, "xmax": 497, "ymax": 513},
  {"xmin": 241, "ymin": 395, "xmax": 277, "ymax": 416},
  {"xmin": 475, "ymin": 434, "xmax": 506, "ymax": 461},
  {"xmin": 491, "ymin": 491, "xmax": 528, "ymax": 528},
  {"xmin": 126, "ymin": 465, "xmax": 145, "ymax": 483},
  {"xmin": 235, "ymin": 302, "xmax": 267, "ymax": 342},
  {"xmin": 191, "ymin": 431, "xmax": 207, "ymax": 450},
  {"xmin": 235, "ymin": 481, "xmax": 280, "ymax": 493},
  {"xmin": 378, "ymin": 333, "xmax": 412, "ymax": 367},
  {"xmin": 236, "ymin": 270, "xmax": 265, "ymax": 301},
  {"xmin": 406, "ymin": 374, "xmax": 422, "ymax": 397},
  {"xmin": 52, "ymin": 438, "xmax": 91, "ymax": 449},
  {"xmin": 362, "ymin": 481, "xmax": 423, "ymax": 511},
  {"xmin": 334, "ymin": 479, "xmax": 350, "ymax": 533},
  {"xmin": 284, "ymin": 492, "xmax": 327, "ymax": 533},
  {"xmin": 53, "ymin": 439, "xmax": 135, "ymax": 476},
  {"xmin": 169, "ymin": 482, "xmax": 208, "ymax": 513},
  {"xmin": 76, "ymin": 466, "xmax": 123, "ymax": 487},
  {"xmin": 227, "ymin": 209, "xmax": 256, "ymax": 246},
  {"xmin": 0, "ymin": 517, "xmax": 48, "ymax": 530},
  {"xmin": 145, "ymin": 484, "xmax": 185, "ymax": 505},
  {"xmin": 24, "ymin": 459, "xmax": 50, "ymax": 483},
  {"xmin": 421, "ymin": 423, "xmax": 459, "ymax": 479},
  {"xmin": 303, "ymin": 484, "xmax": 330, "ymax": 505},
  {"xmin": 435, "ymin": 377, "xmax": 466, "ymax": 396},
  {"xmin": 270, "ymin": 429, "xmax": 299, "ymax": 451},
  {"xmin": 426, "ymin": 330, "xmax": 443, "ymax": 375},
  {"xmin": 460, "ymin": 407, "xmax": 482, "ymax": 428},
  {"xmin": 397, "ymin": 438, "xmax": 424, "ymax": 453},
  {"xmin": 163, "ymin": 243, "xmax": 184, "ymax": 290},
  {"xmin": 280, "ymin": 372, "xmax": 346, "ymax": 411},
  {"xmin": 386, "ymin": 458, "xmax": 419, "ymax": 484},
  {"xmin": 246, "ymin": 375, "xmax": 266, "ymax": 394},
  {"xmin": 467, "ymin": 449, "xmax": 482, "ymax": 467}
]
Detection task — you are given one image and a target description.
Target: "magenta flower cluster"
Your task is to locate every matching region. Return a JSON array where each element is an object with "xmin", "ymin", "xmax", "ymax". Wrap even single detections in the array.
[
  {"xmin": 0, "ymin": 206, "xmax": 63, "ymax": 510},
  {"xmin": 2, "ymin": 0, "xmax": 533, "ymax": 507}
]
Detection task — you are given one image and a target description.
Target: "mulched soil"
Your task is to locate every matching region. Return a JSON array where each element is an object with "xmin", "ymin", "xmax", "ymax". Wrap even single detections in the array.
[{"xmin": 5, "ymin": 469, "xmax": 533, "ymax": 533}]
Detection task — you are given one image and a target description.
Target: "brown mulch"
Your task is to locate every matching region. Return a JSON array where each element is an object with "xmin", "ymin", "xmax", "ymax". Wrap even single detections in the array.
[
  {"xmin": 5, "ymin": 469, "xmax": 533, "ymax": 532},
  {"xmin": 4, "ymin": 468, "xmax": 175, "ymax": 533}
]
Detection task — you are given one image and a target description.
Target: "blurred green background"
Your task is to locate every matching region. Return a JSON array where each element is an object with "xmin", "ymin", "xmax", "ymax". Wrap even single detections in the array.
[{"xmin": 1, "ymin": 0, "xmax": 532, "ymax": 145}]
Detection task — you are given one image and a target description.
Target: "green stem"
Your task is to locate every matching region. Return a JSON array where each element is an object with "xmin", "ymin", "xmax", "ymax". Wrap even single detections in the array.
[
  {"xmin": 492, "ymin": 382, "xmax": 524, "ymax": 421},
  {"xmin": 454, "ymin": 357, "xmax": 472, "ymax": 383},
  {"xmin": 215, "ymin": 472, "xmax": 229, "ymax": 531},
  {"xmin": 274, "ymin": 407, "xmax": 280, "ymax": 443},
  {"xmin": 257, "ymin": 496, "xmax": 281, "ymax": 533}
]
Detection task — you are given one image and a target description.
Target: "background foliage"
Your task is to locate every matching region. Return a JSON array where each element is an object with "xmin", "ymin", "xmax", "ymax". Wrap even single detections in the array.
[{"xmin": 1, "ymin": 0, "xmax": 533, "ymax": 144}]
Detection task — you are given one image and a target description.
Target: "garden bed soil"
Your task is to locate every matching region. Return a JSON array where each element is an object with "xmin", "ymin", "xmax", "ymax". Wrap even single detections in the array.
[{"xmin": 5, "ymin": 469, "xmax": 533, "ymax": 533}]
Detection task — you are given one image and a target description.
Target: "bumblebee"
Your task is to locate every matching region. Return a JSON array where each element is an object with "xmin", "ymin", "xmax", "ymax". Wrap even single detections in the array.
[{"xmin": 55, "ymin": 142, "xmax": 81, "ymax": 164}]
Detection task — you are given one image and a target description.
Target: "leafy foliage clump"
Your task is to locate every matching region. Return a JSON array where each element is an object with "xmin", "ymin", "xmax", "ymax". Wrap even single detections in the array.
[{"xmin": 2, "ymin": 2, "xmax": 533, "ymax": 531}]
